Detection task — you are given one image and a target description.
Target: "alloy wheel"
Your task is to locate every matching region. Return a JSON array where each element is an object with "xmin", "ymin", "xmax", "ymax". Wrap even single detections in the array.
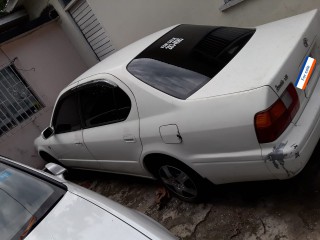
[{"xmin": 158, "ymin": 165, "xmax": 198, "ymax": 200}]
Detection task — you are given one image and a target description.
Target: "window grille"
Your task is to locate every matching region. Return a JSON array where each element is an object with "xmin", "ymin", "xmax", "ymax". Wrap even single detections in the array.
[{"xmin": 0, "ymin": 65, "xmax": 43, "ymax": 137}]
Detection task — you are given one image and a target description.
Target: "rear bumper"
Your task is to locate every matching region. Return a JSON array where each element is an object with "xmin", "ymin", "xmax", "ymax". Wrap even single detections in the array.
[
  {"xmin": 191, "ymin": 78, "xmax": 320, "ymax": 184},
  {"xmin": 262, "ymin": 77, "xmax": 320, "ymax": 179}
]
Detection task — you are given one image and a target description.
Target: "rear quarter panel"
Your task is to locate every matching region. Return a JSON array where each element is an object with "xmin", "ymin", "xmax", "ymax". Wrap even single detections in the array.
[{"xmin": 132, "ymin": 82, "xmax": 278, "ymax": 184}]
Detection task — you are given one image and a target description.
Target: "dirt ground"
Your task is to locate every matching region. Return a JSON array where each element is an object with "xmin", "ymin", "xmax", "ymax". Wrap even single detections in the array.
[{"xmin": 67, "ymin": 141, "xmax": 320, "ymax": 240}]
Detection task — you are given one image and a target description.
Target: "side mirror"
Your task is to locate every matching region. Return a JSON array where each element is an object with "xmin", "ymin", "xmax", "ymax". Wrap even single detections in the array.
[
  {"xmin": 45, "ymin": 163, "xmax": 67, "ymax": 180},
  {"xmin": 42, "ymin": 127, "xmax": 54, "ymax": 139}
]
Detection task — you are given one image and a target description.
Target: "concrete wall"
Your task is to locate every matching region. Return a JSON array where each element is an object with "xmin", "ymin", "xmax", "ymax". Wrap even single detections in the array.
[
  {"xmin": 23, "ymin": 0, "xmax": 320, "ymax": 63},
  {"xmin": 23, "ymin": 0, "xmax": 99, "ymax": 67},
  {"xmin": 0, "ymin": 21, "xmax": 87, "ymax": 168},
  {"xmin": 86, "ymin": 0, "xmax": 320, "ymax": 49}
]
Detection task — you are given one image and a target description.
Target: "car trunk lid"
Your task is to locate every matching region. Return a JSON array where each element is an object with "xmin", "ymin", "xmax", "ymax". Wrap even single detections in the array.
[{"xmin": 189, "ymin": 9, "xmax": 320, "ymax": 114}]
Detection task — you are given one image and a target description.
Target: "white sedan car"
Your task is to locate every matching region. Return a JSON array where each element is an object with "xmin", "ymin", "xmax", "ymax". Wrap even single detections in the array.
[
  {"xmin": 35, "ymin": 10, "xmax": 320, "ymax": 201},
  {"xmin": 0, "ymin": 156, "xmax": 176, "ymax": 240}
]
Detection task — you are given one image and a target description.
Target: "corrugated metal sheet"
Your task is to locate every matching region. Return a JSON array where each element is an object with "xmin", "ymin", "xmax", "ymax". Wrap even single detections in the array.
[{"xmin": 69, "ymin": 0, "xmax": 115, "ymax": 60}]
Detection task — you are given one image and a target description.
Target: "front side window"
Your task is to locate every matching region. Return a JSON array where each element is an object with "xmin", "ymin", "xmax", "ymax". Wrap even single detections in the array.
[
  {"xmin": 79, "ymin": 82, "xmax": 131, "ymax": 128},
  {"xmin": 53, "ymin": 92, "xmax": 81, "ymax": 134},
  {"xmin": 0, "ymin": 162, "xmax": 65, "ymax": 240},
  {"xmin": 0, "ymin": 65, "xmax": 43, "ymax": 137},
  {"xmin": 52, "ymin": 81, "xmax": 131, "ymax": 133}
]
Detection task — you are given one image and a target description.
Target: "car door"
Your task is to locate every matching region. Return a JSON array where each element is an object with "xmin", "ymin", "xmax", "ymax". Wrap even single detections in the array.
[
  {"xmin": 47, "ymin": 89, "xmax": 97, "ymax": 169},
  {"xmin": 79, "ymin": 77, "xmax": 143, "ymax": 175}
]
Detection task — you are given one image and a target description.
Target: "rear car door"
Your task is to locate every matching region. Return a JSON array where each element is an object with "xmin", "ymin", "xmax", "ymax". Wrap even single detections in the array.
[{"xmin": 79, "ymin": 77, "xmax": 143, "ymax": 175}]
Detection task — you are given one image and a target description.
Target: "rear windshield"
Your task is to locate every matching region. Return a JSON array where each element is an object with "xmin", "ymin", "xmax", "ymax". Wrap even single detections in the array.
[{"xmin": 127, "ymin": 24, "xmax": 255, "ymax": 99}]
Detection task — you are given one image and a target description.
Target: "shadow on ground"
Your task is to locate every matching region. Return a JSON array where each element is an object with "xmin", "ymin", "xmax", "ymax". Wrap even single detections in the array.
[{"xmin": 67, "ymin": 141, "xmax": 320, "ymax": 240}]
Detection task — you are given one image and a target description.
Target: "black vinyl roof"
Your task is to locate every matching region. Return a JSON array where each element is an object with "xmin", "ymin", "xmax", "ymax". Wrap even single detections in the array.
[{"xmin": 127, "ymin": 24, "xmax": 255, "ymax": 99}]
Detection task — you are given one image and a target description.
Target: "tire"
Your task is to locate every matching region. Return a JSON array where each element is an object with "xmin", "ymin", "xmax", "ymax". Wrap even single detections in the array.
[
  {"xmin": 39, "ymin": 151, "xmax": 66, "ymax": 167},
  {"xmin": 153, "ymin": 159, "xmax": 208, "ymax": 202}
]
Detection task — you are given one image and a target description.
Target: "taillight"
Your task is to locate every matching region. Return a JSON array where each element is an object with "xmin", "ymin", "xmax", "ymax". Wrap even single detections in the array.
[{"xmin": 254, "ymin": 84, "xmax": 300, "ymax": 143}]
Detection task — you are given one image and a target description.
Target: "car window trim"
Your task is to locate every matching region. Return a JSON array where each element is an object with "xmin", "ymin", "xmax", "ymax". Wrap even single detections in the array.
[
  {"xmin": 0, "ymin": 156, "xmax": 67, "ymax": 191},
  {"xmin": 77, "ymin": 79, "xmax": 118, "ymax": 89},
  {"xmin": 52, "ymin": 79, "xmax": 131, "ymax": 132}
]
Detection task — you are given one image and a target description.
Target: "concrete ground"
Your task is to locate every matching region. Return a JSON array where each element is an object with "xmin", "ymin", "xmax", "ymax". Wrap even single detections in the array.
[{"xmin": 67, "ymin": 141, "xmax": 320, "ymax": 240}]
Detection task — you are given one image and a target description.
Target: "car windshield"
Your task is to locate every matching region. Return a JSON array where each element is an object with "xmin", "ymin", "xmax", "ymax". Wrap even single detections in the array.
[
  {"xmin": 127, "ymin": 24, "xmax": 255, "ymax": 99},
  {"xmin": 0, "ymin": 162, "xmax": 66, "ymax": 240}
]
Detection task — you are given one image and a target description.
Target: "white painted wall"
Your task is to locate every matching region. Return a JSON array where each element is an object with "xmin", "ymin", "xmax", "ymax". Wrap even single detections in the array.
[
  {"xmin": 86, "ymin": 0, "xmax": 320, "ymax": 49},
  {"xmin": 23, "ymin": 0, "xmax": 99, "ymax": 67},
  {"xmin": 0, "ymin": 21, "xmax": 87, "ymax": 168},
  {"xmin": 23, "ymin": 0, "xmax": 320, "ymax": 65}
]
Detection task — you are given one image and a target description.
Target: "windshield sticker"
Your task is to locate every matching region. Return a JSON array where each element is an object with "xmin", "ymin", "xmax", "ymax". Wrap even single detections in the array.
[
  {"xmin": 160, "ymin": 38, "xmax": 184, "ymax": 50},
  {"xmin": 0, "ymin": 170, "xmax": 12, "ymax": 182},
  {"xmin": 295, "ymin": 56, "xmax": 316, "ymax": 90}
]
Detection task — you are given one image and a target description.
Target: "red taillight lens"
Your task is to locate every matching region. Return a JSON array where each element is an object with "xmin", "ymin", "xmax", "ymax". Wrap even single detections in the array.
[{"xmin": 254, "ymin": 84, "xmax": 299, "ymax": 143}]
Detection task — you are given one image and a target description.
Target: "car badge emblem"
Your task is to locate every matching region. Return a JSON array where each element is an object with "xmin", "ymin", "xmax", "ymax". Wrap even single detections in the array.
[{"xmin": 303, "ymin": 38, "xmax": 309, "ymax": 48}]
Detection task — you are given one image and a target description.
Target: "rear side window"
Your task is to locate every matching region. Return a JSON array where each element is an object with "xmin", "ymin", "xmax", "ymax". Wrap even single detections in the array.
[
  {"xmin": 127, "ymin": 24, "xmax": 255, "ymax": 99},
  {"xmin": 114, "ymin": 87, "xmax": 132, "ymax": 120},
  {"xmin": 53, "ymin": 93, "xmax": 81, "ymax": 134},
  {"xmin": 79, "ymin": 82, "xmax": 131, "ymax": 128}
]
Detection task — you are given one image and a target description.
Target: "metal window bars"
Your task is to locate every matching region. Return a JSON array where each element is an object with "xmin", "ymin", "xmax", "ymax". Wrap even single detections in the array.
[{"xmin": 0, "ymin": 65, "xmax": 43, "ymax": 137}]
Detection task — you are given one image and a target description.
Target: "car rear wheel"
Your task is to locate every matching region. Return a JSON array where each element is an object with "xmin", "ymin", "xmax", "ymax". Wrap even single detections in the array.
[{"xmin": 154, "ymin": 160, "xmax": 208, "ymax": 202}]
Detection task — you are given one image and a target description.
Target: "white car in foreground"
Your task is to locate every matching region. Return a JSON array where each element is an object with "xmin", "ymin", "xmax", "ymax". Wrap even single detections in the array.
[
  {"xmin": 0, "ymin": 156, "xmax": 176, "ymax": 240},
  {"xmin": 35, "ymin": 10, "xmax": 320, "ymax": 201}
]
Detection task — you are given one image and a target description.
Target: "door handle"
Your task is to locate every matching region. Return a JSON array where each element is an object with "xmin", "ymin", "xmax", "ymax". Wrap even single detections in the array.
[
  {"xmin": 74, "ymin": 142, "xmax": 83, "ymax": 145},
  {"xmin": 123, "ymin": 136, "xmax": 136, "ymax": 143}
]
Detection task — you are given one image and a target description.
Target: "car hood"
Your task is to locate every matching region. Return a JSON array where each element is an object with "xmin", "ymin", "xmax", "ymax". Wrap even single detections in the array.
[
  {"xmin": 26, "ymin": 192, "xmax": 150, "ymax": 240},
  {"xmin": 189, "ymin": 9, "xmax": 319, "ymax": 99},
  {"xmin": 25, "ymin": 182, "xmax": 176, "ymax": 240}
]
